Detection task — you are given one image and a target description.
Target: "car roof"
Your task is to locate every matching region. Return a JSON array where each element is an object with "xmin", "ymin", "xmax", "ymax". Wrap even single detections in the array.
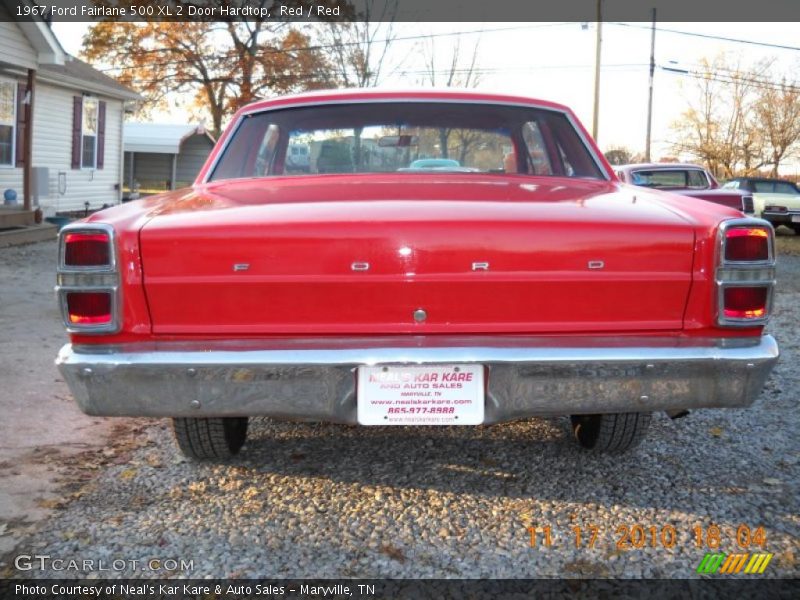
[
  {"xmin": 239, "ymin": 88, "xmax": 574, "ymax": 115},
  {"xmin": 732, "ymin": 177, "xmax": 795, "ymax": 183},
  {"xmin": 617, "ymin": 163, "xmax": 708, "ymax": 172}
]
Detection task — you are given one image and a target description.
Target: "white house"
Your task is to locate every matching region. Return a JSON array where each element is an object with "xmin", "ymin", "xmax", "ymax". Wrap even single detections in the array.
[{"xmin": 0, "ymin": 5, "xmax": 140, "ymax": 227}]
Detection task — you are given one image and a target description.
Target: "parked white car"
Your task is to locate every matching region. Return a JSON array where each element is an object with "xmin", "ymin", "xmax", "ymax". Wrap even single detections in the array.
[{"xmin": 722, "ymin": 177, "xmax": 800, "ymax": 233}]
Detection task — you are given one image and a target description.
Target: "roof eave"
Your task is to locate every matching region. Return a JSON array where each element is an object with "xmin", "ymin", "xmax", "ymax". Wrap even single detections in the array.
[
  {"xmin": 36, "ymin": 69, "xmax": 142, "ymax": 101},
  {"xmin": 17, "ymin": 20, "xmax": 65, "ymax": 66}
]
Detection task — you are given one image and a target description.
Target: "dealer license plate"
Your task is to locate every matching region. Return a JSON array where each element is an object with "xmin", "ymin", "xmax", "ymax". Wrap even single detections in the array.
[
  {"xmin": 791, "ymin": 215, "xmax": 800, "ymax": 223},
  {"xmin": 357, "ymin": 364, "xmax": 484, "ymax": 425}
]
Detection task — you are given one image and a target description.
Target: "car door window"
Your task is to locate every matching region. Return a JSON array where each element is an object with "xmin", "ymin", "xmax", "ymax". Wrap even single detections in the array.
[
  {"xmin": 686, "ymin": 170, "xmax": 709, "ymax": 189},
  {"xmin": 521, "ymin": 121, "xmax": 553, "ymax": 175}
]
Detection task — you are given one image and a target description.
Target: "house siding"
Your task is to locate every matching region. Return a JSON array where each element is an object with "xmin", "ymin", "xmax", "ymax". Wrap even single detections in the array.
[
  {"xmin": 0, "ymin": 12, "xmax": 37, "ymax": 70},
  {"xmin": 33, "ymin": 83, "xmax": 123, "ymax": 213}
]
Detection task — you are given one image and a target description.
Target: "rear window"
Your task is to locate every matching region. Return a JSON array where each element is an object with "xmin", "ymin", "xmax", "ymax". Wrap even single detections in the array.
[
  {"xmin": 209, "ymin": 102, "xmax": 605, "ymax": 181},
  {"xmin": 630, "ymin": 168, "xmax": 709, "ymax": 189},
  {"xmin": 752, "ymin": 181, "xmax": 799, "ymax": 194}
]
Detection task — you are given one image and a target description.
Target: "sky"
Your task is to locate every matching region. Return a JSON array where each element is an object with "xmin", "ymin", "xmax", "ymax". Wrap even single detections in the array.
[{"xmin": 51, "ymin": 21, "xmax": 800, "ymax": 171}]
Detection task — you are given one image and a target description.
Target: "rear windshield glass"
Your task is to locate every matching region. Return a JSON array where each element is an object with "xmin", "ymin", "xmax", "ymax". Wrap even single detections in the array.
[
  {"xmin": 752, "ymin": 181, "xmax": 799, "ymax": 194},
  {"xmin": 630, "ymin": 169, "xmax": 709, "ymax": 189},
  {"xmin": 209, "ymin": 102, "xmax": 605, "ymax": 181}
]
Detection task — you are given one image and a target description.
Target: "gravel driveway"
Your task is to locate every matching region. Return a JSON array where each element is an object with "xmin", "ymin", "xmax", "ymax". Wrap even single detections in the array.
[{"xmin": 2, "ymin": 232, "xmax": 799, "ymax": 580}]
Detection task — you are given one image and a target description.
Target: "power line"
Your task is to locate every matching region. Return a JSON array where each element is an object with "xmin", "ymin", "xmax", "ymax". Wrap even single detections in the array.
[
  {"xmin": 609, "ymin": 22, "xmax": 800, "ymax": 52},
  {"xmin": 96, "ymin": 22, "xmax": 572, "ymax": 72},
  {"xmin": 661, "ymin": 65, "xmax": 800, "ymax": 94}
]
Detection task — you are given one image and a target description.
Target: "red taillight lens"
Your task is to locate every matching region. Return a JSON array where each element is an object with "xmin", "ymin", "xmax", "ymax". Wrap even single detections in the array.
[
  {"xmin": 64, "ymin": 232, "xmax": 111, "ymax": 267},
  {"xmin": 723, "ymin": 287, "xmax": 768, "ymax": 320},
  {"xmin": 66, "ymin": 292, "xmax": 112, "ymax": 324},
  {"xmin": 724, "ymin": 227, "xmax": 769, "ymax": 262}
]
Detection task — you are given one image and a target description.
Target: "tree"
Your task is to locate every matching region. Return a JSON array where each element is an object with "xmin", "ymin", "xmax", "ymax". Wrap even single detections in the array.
[
  {"xmin": 418, "ymin": 34, "xmax": 482, "ymax": 160},
  {"xmin": 316, "ymin": 1, "xmax": 400, "ymax": 87},
  {"xmin": 670, "ymin": 56, "xmax": 759, "ymax": 177},
  {"xmin": 82, "ymin": 19, "xmax": 334, "ymax": 136},
  {"xmin": 313, "ymin": 2, "xmax": 401, "ymax": 169},
  {"xmin": 669, "ymin": 55, "xmax": 800, "ymax": 177},
  {"xmin": 754, "ymin": 77, "xmax": 800, "ymax": 176},
  {"xmin": 603, "ymin": 146, "xmax": 634, "ymax": 165},
  {"xmin": 420, "ymin": 34, "xmax": 481, "ymax": 88}
]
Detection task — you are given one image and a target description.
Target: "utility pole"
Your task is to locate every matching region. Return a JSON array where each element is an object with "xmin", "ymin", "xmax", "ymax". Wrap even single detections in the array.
[
  {"xmin": 592, "ymin": 0, "xmax": 603, "ymax": 141},
  {"xmin": 645, "ymin": 8, "xmax": 657, "ymax": 162}
]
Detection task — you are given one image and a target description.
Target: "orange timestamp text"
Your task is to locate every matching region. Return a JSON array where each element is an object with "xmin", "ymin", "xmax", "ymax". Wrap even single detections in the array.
[{"xmin": 527, "ymin": 523, "xmax": 767, "ymax": 550}]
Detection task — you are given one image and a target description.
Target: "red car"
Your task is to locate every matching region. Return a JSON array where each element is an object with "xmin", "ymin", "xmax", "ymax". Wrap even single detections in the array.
[
  {"xmin": 615, "ymin": 163, "xmax": 754, "ymax": 215},
  {"xmin": 55, "ymin": 89, "xmax": 778, "ymax": 459}
]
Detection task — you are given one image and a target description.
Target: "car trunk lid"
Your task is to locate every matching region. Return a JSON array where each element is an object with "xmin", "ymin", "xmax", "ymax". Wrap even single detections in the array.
[{"xmin": 139, "ymin": 176, "xmax": 696, "ymax": 335}]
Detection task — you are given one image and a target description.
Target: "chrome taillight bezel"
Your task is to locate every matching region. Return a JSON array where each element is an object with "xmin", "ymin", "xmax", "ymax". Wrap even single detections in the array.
[
  {"xmin": 58, "ymin": 222, "xmax": 117, "ymax": 272},
  {"xmin": 715, "ymin": 218, "xmax": 776, "ymax": 327},
  {"xmin": 56, "ymin": 223, "xmax": 121, "ymax": 334}
]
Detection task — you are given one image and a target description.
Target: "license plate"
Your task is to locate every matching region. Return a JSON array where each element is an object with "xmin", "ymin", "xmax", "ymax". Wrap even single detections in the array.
[
  {"xmin": 792, "ymin": 215, "xmax": 800, "ymax": 223},
  {"xmin": 357, "ymin": 364, "xmax": 484, "ymax": 425}
]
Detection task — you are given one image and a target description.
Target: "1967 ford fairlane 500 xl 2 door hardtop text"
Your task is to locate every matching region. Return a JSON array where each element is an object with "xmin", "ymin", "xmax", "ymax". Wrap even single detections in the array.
[{"xmin": 55, "ymin": 89, "xmax": 779, "ymax": 459}]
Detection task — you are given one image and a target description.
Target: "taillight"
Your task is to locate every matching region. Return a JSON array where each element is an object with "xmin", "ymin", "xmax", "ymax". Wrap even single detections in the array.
[
  {"xmin": 724, "ymin": 227, "xmax": 769, "ymax": 262},
  {"xmin": 66, "ymin": 291, "xmax": 113, "ymax": 324},
  {"xmin": 716, "ymin": 219, "xmax": 775, "ymax": 327},
  {"xmin": 56, "ymin": 224, "xmax": 120, "ymax": 334},
  {"xmin": 722, "ymin": 287, "xmax": 768, "ymax": 320},
  {"xmin": 64, "ymin": 232, "xmax": 111, "ymax": 267}
]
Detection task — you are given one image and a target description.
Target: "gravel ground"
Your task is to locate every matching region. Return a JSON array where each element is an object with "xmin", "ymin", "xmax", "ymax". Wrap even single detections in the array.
[{"xmin": 2, "ymin": 231, "xmax": 799, "ymax": 580}]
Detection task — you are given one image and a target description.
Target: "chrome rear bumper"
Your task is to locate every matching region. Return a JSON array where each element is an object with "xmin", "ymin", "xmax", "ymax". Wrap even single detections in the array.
[
  {"xmin": 56, "ymin": 335, "xmax": 779, "ymax": 423},
  {"xmin": 761, "ymin": 209, "xmax": 800, "ymax": 223}
]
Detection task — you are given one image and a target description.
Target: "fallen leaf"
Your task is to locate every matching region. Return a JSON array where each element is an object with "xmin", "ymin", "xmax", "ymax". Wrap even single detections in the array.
[
  {"xmin": 564, "ymin": 559, "xmax": 609, "ymax": 577},
  {"xmin": 780, "ymin": 550, "xmax": 796, "ymax": 568},
  {"xmin": 709, "ymin": 427, "xmax": 724, "ymax": 437},
  {"xmin": 119, "ymin": 469, "xmax": 137, "ymax": 480},
  {"xmin": 380, "ymin": 544, "xmax": 406, "ymax": 562}
]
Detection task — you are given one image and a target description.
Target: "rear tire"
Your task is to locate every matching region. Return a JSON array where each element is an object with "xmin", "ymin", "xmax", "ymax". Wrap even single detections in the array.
[
  {"xmin": 172, "ymin": 417, "xmax": 248, "ymax": 460},
  {"xmin": 791, "ymin": 224, "xmax": 800, "ymax": 235},
  {"xmin": 570, "ymin": 412, "xmax": 651, "ymax": 453}
]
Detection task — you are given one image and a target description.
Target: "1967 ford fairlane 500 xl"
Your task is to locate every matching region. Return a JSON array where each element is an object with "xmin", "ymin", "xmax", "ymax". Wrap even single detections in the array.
[{"xmin": 55, "ymin": 89, "xmax": 779, "ymax": 459}]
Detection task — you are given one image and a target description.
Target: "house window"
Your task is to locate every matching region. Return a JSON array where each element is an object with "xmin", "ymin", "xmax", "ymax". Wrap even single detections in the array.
[
  {"xmin": 0, "ymin": 80, "xmax": 15, "ymax": 166},
  {"xmin": 81, "ymin": 98, "xmax": 98, "ymax": 168}
]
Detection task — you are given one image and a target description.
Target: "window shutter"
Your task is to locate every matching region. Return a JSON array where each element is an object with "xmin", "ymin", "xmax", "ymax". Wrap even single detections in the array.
[
  {"xmin": 15, "ymin": 82, "xmax": 27, "ymax": 168},
  {"xmin": 97, "ymin": 101, "xmax": 106, "ymax": 169},
  {"xmin": 71, "ymin": 96, "xmax": 82, "ymax": 169}
]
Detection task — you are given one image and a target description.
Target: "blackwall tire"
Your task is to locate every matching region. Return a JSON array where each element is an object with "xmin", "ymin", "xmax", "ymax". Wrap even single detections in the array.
[
  {"xmin": 172, "ymin": 417, "xmax": 249, "ymax": 460},
  {"xmin": 570, "ymin": 412, "xmax": 651, "ymax": 453}
]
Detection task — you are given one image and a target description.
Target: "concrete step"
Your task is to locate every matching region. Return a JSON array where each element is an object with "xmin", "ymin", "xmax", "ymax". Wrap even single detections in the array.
[
  {"xmin": 0, "ymin": 209, "xmax": 35, "ymax": 228},
  {"xmin": 0, "ymin": 223, "xmax": 58, "ymax": 248}
]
